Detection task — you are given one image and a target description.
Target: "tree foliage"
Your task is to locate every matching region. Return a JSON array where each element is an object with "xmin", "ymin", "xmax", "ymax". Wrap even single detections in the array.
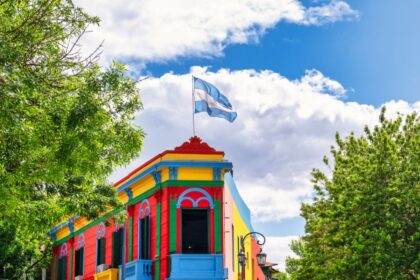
[
  {"xmin": 0, "ymin": 0, "xmax": 144, "ymax": 278},
  {"xmin": 273, "ymin": 271, "xmax": 290, "ymax": 280},
  {"xmin": 286, "ymin": 109, "xmax": 419, "ymax": 279}
]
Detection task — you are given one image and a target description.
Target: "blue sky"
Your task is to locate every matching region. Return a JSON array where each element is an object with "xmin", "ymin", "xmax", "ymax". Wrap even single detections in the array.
[
  {"xmin": 144, "ymin": 0, "xmax": 419, "ymax": 106},
  {"xmin": 78, "ymin": 0, "xmax": 419, "ymax": 269}
]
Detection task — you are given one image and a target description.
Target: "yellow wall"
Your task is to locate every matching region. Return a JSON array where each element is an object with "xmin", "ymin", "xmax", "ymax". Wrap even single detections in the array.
[
  {"xmin": 177, "ymin": 167, "xmax": 213, "ymax": 181},
  {"xmin": 162, "ymin": 153, "xmax": 223, "ymax": 161},
  {"xmin": 55, "ymin": 226, "xmax": 70, "ymax": 241},
  {"xmin": 232, "ymin": 203, "xmax": 253, "ymax": 280},
  {"xmin": 131, "ymin": 174, "xmax": 156, "ymax": 198}
]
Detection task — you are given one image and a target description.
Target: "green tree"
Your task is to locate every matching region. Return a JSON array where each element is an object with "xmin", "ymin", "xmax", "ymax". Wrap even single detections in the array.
[
  {"xmin": 273, "ymin": 271, "xmax": 290, "ymax": 280},
  {"xmin": 0, "ymin": 0, "xmax": 144, "ymax": 278},
  {"xmin": 286, "ymin": 109, "xmax": 420, "ymax": 280}
]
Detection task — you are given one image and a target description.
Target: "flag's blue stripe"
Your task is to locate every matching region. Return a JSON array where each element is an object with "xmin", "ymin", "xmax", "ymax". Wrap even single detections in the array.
[
  {"xmin": 193, "ymin": 77, "xmax": 232, "ymax": 109},
  {"xmin": 195, "ymin": 100, "xmax": 237, "ymax": 123}
]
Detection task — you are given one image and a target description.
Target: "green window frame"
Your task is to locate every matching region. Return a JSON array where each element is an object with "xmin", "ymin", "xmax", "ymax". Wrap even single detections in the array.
[
  {"xmin": 112, "ymin": 228, "xmax": 124, "ymax": 268},
  {"xmin": 58, "ymin": 256, "xmax": 67, "ymax": 280},
  {"xmin": 97, "ymin": 237, "xmax": 106, "ymax": 265},
  {"xmin": 140, "ymin": 216, "xmax": 150, "ymax": 259},
  {"xmin": 75, "ymin": 247, "xmax": 84, "ymax": 276}
]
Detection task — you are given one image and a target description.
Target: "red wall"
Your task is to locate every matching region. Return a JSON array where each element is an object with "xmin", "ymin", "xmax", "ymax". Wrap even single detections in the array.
[
  {"xmin": 52, "ymin": 184, "xmax": 224, "ymax": 280},
  {"xmin": 251, "ymin": 238, "xmax": 266, "ymax": 280}
]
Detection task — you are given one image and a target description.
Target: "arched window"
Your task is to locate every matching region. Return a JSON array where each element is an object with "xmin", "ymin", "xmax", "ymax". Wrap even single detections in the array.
[
  {"xmin": 138, "ymin": 199, "xmax": 151, "ymax": 260},
  {"xmin": 75, "ymin": 234, "xmax": 85, "ymax": 277},
  {"xmin": 96, "ymin": 223, "xmax": 106, "ymax": 268},
  {"xmin": 58, "ymin": 243, "xmax": 68, "ymax": 280},
  {"xmin": 177, "ymin": 188, "xmax": 214, "ymax": 254}
]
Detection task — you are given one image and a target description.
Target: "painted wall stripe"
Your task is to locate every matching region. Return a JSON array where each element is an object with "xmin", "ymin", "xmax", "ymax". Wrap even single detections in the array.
[
  {"xmin": 117, "ymin": 160, "xmax": 232, "ymax": 192},
  {"xmin": 155, "ymin": 202, "xmax": 161, "ymax": 280},
  {"xmin": 214, "ymin": 200, "xmax": 222, "ymax": 253},
  {"xmin": 169, "ymin": 198, "xmax": 177, "ymax": 253},
  {"xmin": 225, "ymin": 172, "xmax": 254, "ymax": 232},
  {"xmin": 128, "ymin": 216, "xmax": 133, "ymax": 261}
]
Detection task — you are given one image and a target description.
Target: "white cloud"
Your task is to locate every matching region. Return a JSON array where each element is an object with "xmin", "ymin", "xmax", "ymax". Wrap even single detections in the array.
[
  {"xmin": 110, "ymin": 67, "xmax": 420, "ymax": 223},
  {"xmin": 303, "ymin": 0, "xmax": 360, "ymax": 25},
  {"xmin": 75, "ymin": 0, "xmax": 359, "ymax": 62},
  {"xmin": 108, "ymin": 67, "xmax": 418, "ymax": 271},
  {"xmin": 265, "ymin": 235, "xmax": 299, "ymax": 271}
]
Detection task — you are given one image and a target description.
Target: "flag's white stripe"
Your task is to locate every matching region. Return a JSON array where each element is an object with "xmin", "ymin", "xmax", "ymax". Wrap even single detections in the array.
[{"xmin": 194, "ymin": 88, "xmax": 234, "ymax": 113}]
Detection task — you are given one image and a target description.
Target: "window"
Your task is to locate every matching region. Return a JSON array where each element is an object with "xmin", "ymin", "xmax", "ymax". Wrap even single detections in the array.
[
  {"xmin": 140, "ymin": 216, "xmax": 150, "ymax": 259},
  {"xmin": 58, "ymin": 256, "xmax": 67, "ymax": 280},
  {"xmin": 96, "ymin": 223, "xmax": 106, "ymax": 267},
  {"xmin": 58, "ymin": 244, "xmax": 68, "ymax": 280},
  {"xmin": 112, "ymin": 228, "xmax": 124, "ymax": 268},
  {"xmin": 138, "ymin": 199, "xmax": 151, "ymax": 260},
  {"xmin": 97, "ymin": 237, "xmax": 106, "ymax": 265},
  {"xmin": 182, "ymin": 209, "xmax": 209, "ymax": 254},
  {"xmin": 75, "ymin": 247, "xmax": 84, "ymax": 276},
  {"xmin": 75, "ymin": 234, "xmax": 85, "ymax": 276}
]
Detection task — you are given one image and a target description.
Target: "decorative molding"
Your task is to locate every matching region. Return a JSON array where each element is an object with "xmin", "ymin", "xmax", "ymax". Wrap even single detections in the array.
[
  {"xmin": 60, "ymin": 243, "xmax": 68, "ymax": 257},
  {"xmin": 48, "ymin": 215, "xmax": 80, "ymax": 236},
  {"xmin": 96, "ymin": 222, "xmax": 106, "ymax": 239},
  {"xmin": 177, "ymin": 188, "xmax": 214, "ymax": 208},
  {"xmin": 117, "ymin": 161, "xmax": 231, "ymax": 193},
  {"xmin": 125, "ymin": 188, "xmax": 133, "ymax": 200},
  {"xmin": 76, "ymin": 234, "xmax": 85, "ymax": 250},
  {"xmin": 114, "ymin": 222, "xmax": 124, "ymax": 232},
  {"xmin": 213, "ymin": 168, "xmax": 221, "ymax": 181},
  {"xmin": 169, "ymin": 167, "xmax": 178, "ymax": 180},
  {"xmin": 138, "ymin": 199, "xmax": 151, "ymax": 219},
  {"xmin": 68, "ymin": 223, "xmax": 74, "ymax": 234},
  {"xmin": 51, "ymin": 232, "xmax": 57, "ymax": 242},
  {"xmin": 152, "ymin": 171, "xmax": 162, "ymax": 184},
  {"xmin": 173, "ymin": 136, "xmax": 223, "ymax": 155}
]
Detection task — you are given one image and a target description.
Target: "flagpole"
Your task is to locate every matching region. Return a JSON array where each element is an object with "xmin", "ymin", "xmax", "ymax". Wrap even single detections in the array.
[{"xmin": 192, "ymin": 75, "xmax": 196, "ymax": 136}]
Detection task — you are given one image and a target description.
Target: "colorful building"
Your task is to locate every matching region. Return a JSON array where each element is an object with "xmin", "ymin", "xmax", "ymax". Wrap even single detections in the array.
[{"xmin": 49, "ymin": 137, "xmax": 267, "ymax": 280}]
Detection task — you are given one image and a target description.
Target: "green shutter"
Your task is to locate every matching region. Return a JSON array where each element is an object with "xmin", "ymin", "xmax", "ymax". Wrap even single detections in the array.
[
  {"xmin": 75, "ymin": 248, "xmax": 84, "ymax": 276},
  {"xmin": 80, "ymin": 248, "xmax": 84, "ymax": 275},
  {"xmin": 98, "ymin": 238, "xmax": 106, "ymax": 265},
  {"xmin": 146, "ymin": 216, "xmax": 150, "ymax": 259},
  {"xmin": 112, "ymin": 232, "xmax": 117, "ymax": 267},
  {"xmin": 58, "ymin": 257, "xmax": 67, "ymax": 280},
  {"xmin": 112, "ymin": 229, "xmax": 124, "ymax": 268},
  {"xmin": 119, "ymin": 229, "xmax": 124, "ymax": 264},
  {"xmin": 141, "ymin": 216, "xmax": 151, "ymax": 259}
]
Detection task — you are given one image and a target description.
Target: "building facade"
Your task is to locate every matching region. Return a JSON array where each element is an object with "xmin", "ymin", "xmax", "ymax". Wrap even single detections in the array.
[{"xmin": 49, "ymin": 137, "xmax": 266, "ymax": 280}]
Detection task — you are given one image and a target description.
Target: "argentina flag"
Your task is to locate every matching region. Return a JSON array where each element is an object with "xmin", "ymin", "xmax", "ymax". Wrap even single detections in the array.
[{"xmin": 193, "ymin": 76, "xmax": 237, "ymax": 123}]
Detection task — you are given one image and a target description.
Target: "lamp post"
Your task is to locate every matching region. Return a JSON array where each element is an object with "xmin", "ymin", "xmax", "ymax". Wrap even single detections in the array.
[{"xmin": 237, "ymin": 232, "xmax": 267, "ymax": 280}]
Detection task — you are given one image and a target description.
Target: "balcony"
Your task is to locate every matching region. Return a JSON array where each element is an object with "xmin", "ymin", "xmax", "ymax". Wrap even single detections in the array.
[
  {"xmin": 119, "ymin": 259, "xmax": 153, "ymax": 280},
  {"xmin": 93, "ymin": 268, "xmax": 119, "ymax": 280},
  {"xmin": 167, "ymin": 254, "xmax": 227, "ymax": 280}
]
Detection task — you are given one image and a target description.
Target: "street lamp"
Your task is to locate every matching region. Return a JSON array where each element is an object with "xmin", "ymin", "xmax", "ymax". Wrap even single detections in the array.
[{"xmin": 237, "ymin": 232, "xmax": 266, "ymax": 280}]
